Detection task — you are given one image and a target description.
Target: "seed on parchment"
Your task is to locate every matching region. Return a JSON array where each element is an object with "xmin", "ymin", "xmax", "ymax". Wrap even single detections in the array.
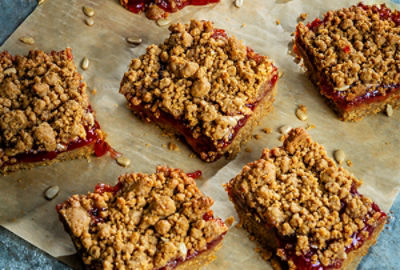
[
  {"xmin": 83, "ymin": 6, "xmax": 95, "ymax": 17},
  {"xmin": 156, "ymin": 19, "xmax": 170, "ymax": 27},
  {"xmin": 44, "ymin": 185, "xmax": 60, "ymax": 200},
  {"xmin": 334, "ymin": 149, "xmax": 345, "ymax": 164},
  {"xmin": 19, "ymin": 36, "xmax": 35, "ymax": 45},
  {"xmin": 81, "ymin": 57, "xmax": 89, "ymax": 70},
  {"xmin": 3, "ymin": 67, "xmax": 16, "ymax": 76},
  {"xmin": 116, "ymin": 156, "xmax": 131, "ymax": 167},
  {"xmin": 296, "ymin": 108, "xmax": 307, "ymax": 121},
  {"xmin": 385, "ymin": 104, "xmax": 393, "ymax": 117},
  {"xmin": 234, "ymin": 0, "xmax": 243, "ymax": 8},
  {"xmin": 279, "ymin": 125, "xmax": 292, "ymax": 134},
  {"xmin": 85, "ymin": 18, "xmax": 94, "ymax": 26},
  {"xmin": 38, "ymin": 0, "xmax": 47, "ymax": 5},
  {"xmin": 126, "ymin": 37, "xmax": 143, "ymax": 45}
]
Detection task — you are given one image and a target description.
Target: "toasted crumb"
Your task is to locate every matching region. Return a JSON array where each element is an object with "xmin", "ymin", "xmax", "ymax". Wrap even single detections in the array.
[
  {"xmin": 225, "ymin": 216, "xmax": 235, "ymax": 227},
  {"xmin": 279, "ymin": 135, "xmax": 285, "ymax": 142},
  {"xmin": 254, "ymin": 134, "xmax": 261, "ymax": 140},
  {"xmin": 275, "ymin": 19, "xmax": 280, "ymax": 25},
  {"xmin": 298, "ymin": 104, "xmax": 307, "ymax": 113},
  {"xmin": 168, "ymin": 142, "xmax": 179, "ymax": 151},
  {"xmin": 262, "ymin": 128, "xmax": 272, "ymax": 134},
  {"xmin": 145, "ymin": 143, "xmax": 150, "ymax": 147},
  {"xmin": 306, "ymin": 124, "xmax": 315, "ymax": 130},
  {"xmin": 299, "ymin": 13, "xmax": 308, "ymax": 21},
  {"xmin": 189, "ymin": 153, "xmax": 196, "ymax": 158},
  {"xmin": 245, "ymin": 147, "xmax": 252, "ymax": 153},
  {"xmin": 91, "ymin": 89, "xmax": 97, "ymax": 95},
  {"xmin": 162, "ymin": 144, "xmax": 167, "ymax": 148},
  {"xmin": 346, "ymin": 160, "xmax": 353, "ymax": 167},
  {"xmin": 241, "ymin": 23, "xmax": 246, "ymax": 28}
]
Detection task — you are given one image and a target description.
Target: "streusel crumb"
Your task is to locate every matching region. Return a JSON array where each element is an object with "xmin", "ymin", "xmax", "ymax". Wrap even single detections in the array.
[
  {"xmin": 0, "ymin": 49, "xmax": 94, "ymax": 167},
  {"xmin": 58, "ymin": 166, "xmax": 228, "ymax": 270}
]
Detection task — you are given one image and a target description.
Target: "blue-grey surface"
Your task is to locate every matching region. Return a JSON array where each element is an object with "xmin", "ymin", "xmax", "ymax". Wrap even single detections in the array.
[{"xmin": 0, "ymin": 1, "xmax": 399, "ymax": 269}]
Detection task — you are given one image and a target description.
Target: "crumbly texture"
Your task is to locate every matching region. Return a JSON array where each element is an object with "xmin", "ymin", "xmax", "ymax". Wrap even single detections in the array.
[
  {"xmin": 0, "ymin": 49, "xmax": 96, "ymax": 169},
  {"xmin": 58, "ymin": 167, "xmax": 228, "ymax": 270},
  {"xmin": 227, "ymin": 128, "xmax": 387, "ymax": 269},
  {"xmin": 295, "ymin": 4, "xmax": 400, "ymax": 120},
  {"xmin": 120, "ymin": 20, "xmax": 278, "ymax": 160}
]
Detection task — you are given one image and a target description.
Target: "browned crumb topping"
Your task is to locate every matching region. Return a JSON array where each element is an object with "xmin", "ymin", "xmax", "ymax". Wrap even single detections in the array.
[
  {"xmin": 263, "ymin": 127, "xmax": 272, "ymax": 134},
  {"xmin": 346, "ymin": 160, "xmax": 353, "ymax": 167},
  {"xmin": 58, "ymin": 167, "xmax": 228, "ymax": 270},
  {"xmin": 254, "ymin": 134, "xmax": 261, "ymax": 140},
  {"xmin": 299, "ymin": 13, "xmax": 308, "ymax": 21},
  {"xmin": 0, "ymin": 49, "xmax": 94, "ymax": 165},
  {"xmin": 120, "ymin": 20, "xmax": 277, "ymax": 145},
  {"xmin": 296, "ymin": 4, "xmax": 400, "ymax": 101},
  {"xmin": 228, "ymin": 128, "xmax": 386, "ymax": 267},
  {"xmin": 168, "ymin": 141, "xmax": 179, "ymax": 151}
]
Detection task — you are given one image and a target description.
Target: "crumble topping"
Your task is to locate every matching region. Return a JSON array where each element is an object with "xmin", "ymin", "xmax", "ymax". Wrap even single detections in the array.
[
  {"xmin": 0, "ymin": 49, "xmax": 94, "ymax": 165},
  {"xmin": 296, "ymin": 4, "xmax": 400, "ymax": 101},
  {"xmin": 58, "ymin": 166, "xmax": 228, "ymax": 270},
  {"xmin": 228, "ymin": 128, "xmax": 385, "ymax": 267},
  {"xmin": 120, "ymin": 20, "xmax": 277, "ymax": 145}
]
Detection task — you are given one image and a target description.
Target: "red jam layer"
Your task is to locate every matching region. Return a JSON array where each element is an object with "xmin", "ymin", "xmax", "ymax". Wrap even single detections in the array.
[
  {"xmin": 186, "ymin": 170, "xmax": 202, "ymax": 179},
  {"xmin": 6, "ymin": 121, "xmax": 108, "ymax": 165},
  {"xmin": 123, "ymin": 0, "xmax": 219, "ymax": 14}
]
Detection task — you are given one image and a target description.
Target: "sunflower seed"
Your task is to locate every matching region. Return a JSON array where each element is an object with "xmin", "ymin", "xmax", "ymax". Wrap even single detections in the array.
[
  {"xmin": 3, "ymin": 67, "xmax": 16, "ymax": 75},
  {"xmin": 85, "ymin": 18, "xmax": 94, "ymax": 26},
  {"xmin": 234, "ymin": 0, "xmax": 243, "ymax": 8},
  {"xmin": 81, "ymin": 57, "xmax": 89, "ymax": 70},
  {"xmin": 385, "ymin": 104, "xmax": 393, "ymax": 117},
  {"xmin": 279, "ymin": 125, "xmax": 292, "ymax": 134},
  {"xmin": 44, "ymin": 185, "xmax": 60, "ymax": 200},
  {"xmin": 296, "ymin": 108, "xmax": 307, "ymax": 121},
  {"xmin": 38, "ymin": 0, "xmax": 47, "ymax": 5},
  {"xmin": 116, "ymin": 156, "xmax": 131, "ymax": 167},
  {"xmin": 19, "ymin": 36, "xmax": 35, "ymax": 45},
  {"xmin": 334, "ymin": 149, "xmax": 345, "ymax": 164},
  {"xmin": 156, "ymin": 19, "xmax": 170, "ymax": 27},
  {"xmin": 83, "ymin": 6, "xmax": 95, "ymax": 17},
  {"xmin": 126, "ymin": 37, "xmax": 143, "ymax": 45}
]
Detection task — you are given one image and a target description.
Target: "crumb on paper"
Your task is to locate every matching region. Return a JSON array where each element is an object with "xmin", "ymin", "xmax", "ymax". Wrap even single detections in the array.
[
  {"xmin": 275, "ymin": 19, "xmax": 280, "ymax": 25},
  {"xmin": 241, "ymin": 23, "xmax": 246, "ymax": 28},
  {"xmin": 245, "ymin": 147, "xmax": 252, "ymax": 153},
  {"xmin": 298, "ymin": 104, "xmax": 307, "ymax": 113},
  {"xmin": 162, "ymin": 143, "xmax": 167, "ymax": 148},
  {"xmin": 91, "ymin": 89, "xmax": 97, "ymax": 95},
  {"xmin": 189, "ymin": 153, "xmax": 196, "ymax": 158},
  {"xmin": 224, "ymin": 216, "xmax": 235, "ymax": 227},
  {"xmin": 254, "ymin": 134, "xmax": 261, "ymax": 140},
  {"xmin": 346, "ymin": 160, "xmax": 353, "ymax": 167},
  {"xmin": 279, "ymin": 135, "xmax": 285, "ymax": 142},
  {"xmin": 306, "ymin": 124, "xmax": 316, "ymax": 130},
  {"xmin": 299, "ymin": 13, "xmax": 308, "ymax": 21},
  {"xmin": 168, "ymin": 142, "xmax": 179, "ymax": 151},
  {"xmin": 262, "ymin": 127, "xmax": 272, "ymax": 134},
  {"xmin": 145, "ymin": 143, "xmax": 150, "ymax": 147}
]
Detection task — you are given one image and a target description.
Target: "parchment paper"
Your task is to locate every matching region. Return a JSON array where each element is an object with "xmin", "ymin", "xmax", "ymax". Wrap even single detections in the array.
[{"xmin": 0, "ymin": 0, "xmax": 399, "ymax": 269}]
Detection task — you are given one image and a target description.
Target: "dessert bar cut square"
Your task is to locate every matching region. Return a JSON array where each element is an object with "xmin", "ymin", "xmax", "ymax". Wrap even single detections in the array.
[
  {"xmin": 294, "ymin": 3, "xmax": 400, "ymax": 121},
  {"xmin": 120, "ymin": 0, "xmax": 219, "ymax": 20},
  {"xmin": 57, "ymin": 166, "xmax": 228, "ymax": 270},
  {"xmin": 226, "ymin": 128, "xmax": 387, "ymax": 269},
  {"xmin": 0, "ymin": 49, "xmax": 110, "ymax": 174},
  {"xmin": 120, "ymin": 20, "xmax": 279, "ymax": 162}
]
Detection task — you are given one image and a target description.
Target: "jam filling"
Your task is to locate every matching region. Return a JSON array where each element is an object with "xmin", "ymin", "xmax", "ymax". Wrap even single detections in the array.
[
  {"xmin": 122, "ymin": 0, "xmax": 219, "ymax": 14},
  {"xmin": 186, "ymin": 170, "xmax": 202, "ymax": 179},
  {"xmin": 4, "ymin": 121, "xmax": 109, "ymax": 166},
  {"xmin": 230, "ymin": 185, "xmax": 386, "ymax": 270}
]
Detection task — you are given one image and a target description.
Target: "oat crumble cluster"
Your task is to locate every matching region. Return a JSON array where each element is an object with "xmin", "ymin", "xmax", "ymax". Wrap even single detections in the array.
[
  {"xmin": 58, "ymin": 167, "xmax": 228, "ymax": 269},
  {"xmin": 120, "ymin": 20, "xmax": 277, "ymax": 144},
  {"xmin": 228, "ymin": 128, "xmax": 386, "ymax": 268},
  {"xmin": 0, "ymin": 49, "xmax": 95, "ymax": 166},
  {"xmin": 296, "ymin": 4, "xmax": 400, "ymax": 101}
]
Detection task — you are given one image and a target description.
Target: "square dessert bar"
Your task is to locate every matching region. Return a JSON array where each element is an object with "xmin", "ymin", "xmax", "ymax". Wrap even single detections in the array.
[
  {"xmin": 0, "ymin": 49, "xmax": 110, "ymax": 174},
  {"xmin": 294, "ymin": 3, "xmax": 400, "ymax": 121},
  {"xmin": 120, "ymin": 20, "xmax": 279, "ymax": 162},
  {"xmin": 120, "ymin": 0, "xmax": 219, "ymax": 20},
  {"xmin": 57, "ymin": 166, "xmax": 228, "ymax": 270},
  {"xmin": 226, "ymin": 128, "xmax": 387, "ymax": 269}
]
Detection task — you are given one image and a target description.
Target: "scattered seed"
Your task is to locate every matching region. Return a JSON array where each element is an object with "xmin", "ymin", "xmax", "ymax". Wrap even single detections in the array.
[
  {"xmin": 279, "ymin": 125, "xmax": 292, "ymax": 134},
  {"xmin": 3, "ymin": 67, "xmax": 16, "ymax": 76},
  {"xmin": 241, "ymin": 23, "xmax": 246, "ymax": 28},
  {"xmin": 85, "ymin": 17, "xmax": 94, "ymax": 26},
  {"xmin": 44, "ymin": 185, "xmax": 60, "ymax": 200},
  {"xmin": 385, "ymin": 104, "xmax": 393, "ymax": 117},
  {"xmin": 38, "ymin": 0, "xmax": 46, "ymax": 5},
  {"xmin": 306, "ymin": 124, "xmax": 316, "ymax": 130},
  {"xmin": 334, "ymin": 149, "xmax": 345, "ymax": 164},
  {"xmin": 156, "ymin": 19, "xmax": 170, "ymax": 27},
  {"xmin": 254, "ymin": 134, "xmax": 261, "ymax": 140},
  {"xmin": 346, "ymin": 160, "xmax": 353, "ymax": 167},
  {"xmin": 224, "ymin": 216, "xmax": 235, "ymax": 227},
  {"xmin": 279, "ymin": 135, "xmax": 285, "ymax": 142},
  {"xmin": 234, "ymin": 0, "xmax": 243, "ymax": 8},
  {"xmin": 116, "ymin": 156, "xmax": 131, "ymax": 167},
  {"xmin": 296, "ymin": 108, "xmax": 307, "ymax": 121},
  {"xmin": 168, "ymin": 142, "xmax": 179, "ymax": 151},
  {"xmin": 83, "ymin": 6, "xmax": 95, "ymax": 17},
  {"xmin": 275, "ymin": 19, "xmax": 280, "ymax": 25},
  {"xmin": 126, "ymin": 37, "xmax": 143, "ymax": 45},
  {"xmin": 81, "ymin": 57, "xmax": 89, "ymax": 70},
  {"xmin": 279, "ymin": 71, "xmax": 284, "ymax": 78},
  {"xmin": 91, "ymin": 89, "xmax": 97, "ymax": 95},
  {"xmin": 145, "ymin": 143, "xmax": 150, "ymax": 147},
  {"xmin": 19, "ymin": 36, "xmax": 35, "ymax": 45}
]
